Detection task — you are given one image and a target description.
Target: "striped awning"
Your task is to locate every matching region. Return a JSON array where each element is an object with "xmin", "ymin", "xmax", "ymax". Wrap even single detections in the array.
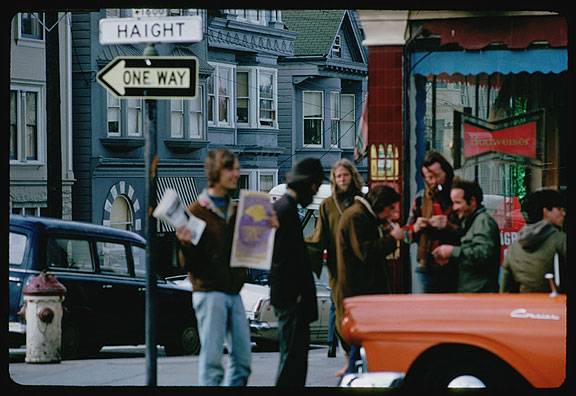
[{"xmin": 156, "ymin": 176, "xmax": 199, "ymax": 233}]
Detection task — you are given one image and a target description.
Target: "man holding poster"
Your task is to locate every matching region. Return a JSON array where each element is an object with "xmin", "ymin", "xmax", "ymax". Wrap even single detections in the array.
[{"xmin": 175, "ymin": 149, "xmax": 251, "ymax": 386}]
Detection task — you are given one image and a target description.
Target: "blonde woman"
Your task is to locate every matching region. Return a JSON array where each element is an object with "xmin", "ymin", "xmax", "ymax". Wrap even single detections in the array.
[{"xmin": 306, "ymin": 158, "xmax": 364, "ymax": 376}]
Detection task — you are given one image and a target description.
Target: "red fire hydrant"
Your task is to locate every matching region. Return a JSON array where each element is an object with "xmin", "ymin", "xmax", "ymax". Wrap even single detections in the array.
[{"xmin": 22, "ymin": 271, "xmax": 67, "ymax": 363}]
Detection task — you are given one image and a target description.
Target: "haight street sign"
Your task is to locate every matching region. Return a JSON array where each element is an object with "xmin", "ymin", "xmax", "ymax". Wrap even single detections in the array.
[
  {"xmin": 97, "ymin": 56, "xmax": 198, "ymax": 99},
  {"xmin": 99, "ymin": 16, "xmax": 202, "ymax": 45}
]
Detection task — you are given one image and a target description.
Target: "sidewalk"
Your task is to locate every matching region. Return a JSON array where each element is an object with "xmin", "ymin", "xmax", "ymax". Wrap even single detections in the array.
[{"xmin": 8, "ymin": 345, "xmax": 345, "ymax": 387}]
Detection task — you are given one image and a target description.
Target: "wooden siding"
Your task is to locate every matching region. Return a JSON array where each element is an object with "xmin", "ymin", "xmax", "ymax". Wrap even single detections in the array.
[{"xmin": 71, "ymin": 12, "xmax": 94, "ymax": 223}]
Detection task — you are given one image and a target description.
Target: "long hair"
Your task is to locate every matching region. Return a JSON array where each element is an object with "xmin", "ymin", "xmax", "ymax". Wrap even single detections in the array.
[
  {"xmin": 330, "ymin": 158, "xmax": 364, "ymax": 194},
  {"xmin": 204, "ymin": 149, "xmax": 237, "ymax": 187},
  {"xmin": 420, "ymin": 150, "xmax": 454, "ymax": 189}
]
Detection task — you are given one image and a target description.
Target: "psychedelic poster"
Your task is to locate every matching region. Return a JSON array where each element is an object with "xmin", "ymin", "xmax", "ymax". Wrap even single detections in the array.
[{"xmin": 230, "ymin": 190, "xmax": 276, "ymax": 269}]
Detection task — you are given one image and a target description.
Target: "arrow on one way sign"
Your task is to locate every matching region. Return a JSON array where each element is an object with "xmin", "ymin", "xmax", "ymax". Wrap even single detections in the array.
[{"xmin": 97, "ymin": 56, "xmax": 198, "ymax": 99}]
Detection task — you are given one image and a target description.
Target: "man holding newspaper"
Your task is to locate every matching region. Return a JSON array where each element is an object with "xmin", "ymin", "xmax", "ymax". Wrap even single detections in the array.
[{"xmin": 172, "ymin": 149, "xmax": 274, "ymax": 386}]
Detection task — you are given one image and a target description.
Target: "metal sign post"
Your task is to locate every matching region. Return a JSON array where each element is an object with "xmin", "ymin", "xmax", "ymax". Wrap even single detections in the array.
[
  {"xmin": 97, "ymin": 11, "xmax": 202, "ymax": 387},
  {"xmin": 143, "ymin": 42, "xmax": 159, "ymax": 387}
]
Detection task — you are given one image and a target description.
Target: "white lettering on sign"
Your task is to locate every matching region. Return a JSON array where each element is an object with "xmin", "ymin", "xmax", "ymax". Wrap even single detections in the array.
[
  {"xmin": 500, "ymin": 231, "xmax": 518, "ymax": 246},
  {"xmin": 99, "ymin": 16, "xmax": 202, "ymax": 45},
  {"xmin": 99, "ymin": 61, "xmax": 190, "ymax": 95},
  {"xmin": 116, "ymin": 22, "xmax": 185, "ymax": 39}
]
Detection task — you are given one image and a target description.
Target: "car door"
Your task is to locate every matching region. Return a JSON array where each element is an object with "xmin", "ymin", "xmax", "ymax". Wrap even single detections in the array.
[{"xmin": 94, "ymin": 239, "xmax": 142, "ymax": 344}]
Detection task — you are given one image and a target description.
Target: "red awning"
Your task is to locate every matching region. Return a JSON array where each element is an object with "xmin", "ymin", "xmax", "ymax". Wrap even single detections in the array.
[{"xmin": 422, "ymin": 15, "xmax": 567, "ymax": 50}]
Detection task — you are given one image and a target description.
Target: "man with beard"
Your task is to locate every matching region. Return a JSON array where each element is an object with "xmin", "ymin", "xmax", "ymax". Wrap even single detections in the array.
[
  {"xmin": 335, "ymin": 184, "xmax": 404, "ymax": 373},
  {"xmin": 432, "ymin": 177, "xmax": 501, "ymax": 292},
  {"xmin": 305, "ymin": 159, "xmax": 364, "ymax": 374},
  {"xmin": 269, "ymin": 157, "xmax": 325, "ymax": 386},
  {"xmin": 405, "ymin": 151, "xmax": 461, "ymax": 293}
]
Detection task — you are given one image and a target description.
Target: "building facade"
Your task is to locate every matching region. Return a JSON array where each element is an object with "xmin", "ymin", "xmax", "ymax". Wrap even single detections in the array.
[
  {"xmin": 358, "ymin": 10, "xmax": 568, "ymax": 292},
  {"xmin": 10, "ymin": 12, "xmax": 75, "ymax": 219},
  {"xmin": 277, "ymin": 10, "xmax": 368, "ymax": 180}
]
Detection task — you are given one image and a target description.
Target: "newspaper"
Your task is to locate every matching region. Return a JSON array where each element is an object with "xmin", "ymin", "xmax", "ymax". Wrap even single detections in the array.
[
  {"xmin": 152, "ymin": 188, "xmax": 205, "ymax": 245},
  {"xmin": 230, "ymin": 190, "xmax": 276, "ymax": 270}
]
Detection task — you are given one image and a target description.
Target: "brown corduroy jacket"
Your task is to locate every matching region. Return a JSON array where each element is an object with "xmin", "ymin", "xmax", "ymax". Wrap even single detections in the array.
[{"xmin": 178, "ymin": 189, "xmax": 247, "ymax": 294}]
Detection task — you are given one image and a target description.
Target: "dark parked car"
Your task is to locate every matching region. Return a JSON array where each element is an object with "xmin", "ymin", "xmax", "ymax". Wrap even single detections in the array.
[{"xmin": 9, "ymin": 215, "xmax": 199, "ymax": 359}]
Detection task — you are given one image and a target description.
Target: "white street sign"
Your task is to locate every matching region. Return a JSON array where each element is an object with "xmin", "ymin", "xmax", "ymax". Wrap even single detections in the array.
[
  {"xmin": 97, "ymin": 56, "xmax": 198, "ymax": 99},
  {"xmin": 99, "ymin": 16, "xmax": 203, "ymax": 45}
]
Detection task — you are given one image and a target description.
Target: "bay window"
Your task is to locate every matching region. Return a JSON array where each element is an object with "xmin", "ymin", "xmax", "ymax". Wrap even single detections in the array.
[
  {"xmin": 330, "ymin": 92, "xmax": 340, "ymax": 147},
  {"xmin": 170, "ymin": 86, "xmax": 204, "ymax": 139},
  {"xmin": 208, "ymin": 63, "xmax": 235, "ymax": 127},
  {"xmin": 236, "ymin": 71, "xmax": 249, "ymax": 124},
  {"xmin": 340, "ymin": 94, "xmax": 356, "ymax": 148},
  {"xmin": 235, "ymin": 67, "xmax": 277, "ymax": 128},
  {"xmin": 258, "ymin": 69, "xmax": 276, "ymax": 127},
  {"xmin": 303, "ymin": 91, "xmax": 323, "ymax": 146},
  {"xmin": 106, "ymin": 93, "xmax": 144, "ymax": 137}
]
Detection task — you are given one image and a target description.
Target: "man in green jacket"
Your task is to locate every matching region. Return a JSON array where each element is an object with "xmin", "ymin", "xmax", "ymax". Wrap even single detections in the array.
[
  {"xmin": 500, "ymin": 189, "xmax": 566, "ymax": 293},
  {"xmin": 432, "ymin": 177, "xmax": 500, "ymax": 292}
]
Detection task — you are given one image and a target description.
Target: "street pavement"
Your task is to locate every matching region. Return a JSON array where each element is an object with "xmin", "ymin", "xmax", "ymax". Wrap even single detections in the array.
[{"xmin": 9, "ymin": 344, "xmax": 346, "ymax": 387}]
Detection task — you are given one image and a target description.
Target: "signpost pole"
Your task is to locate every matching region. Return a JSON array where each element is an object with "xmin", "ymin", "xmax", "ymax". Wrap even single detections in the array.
[{"xmin": 143, "ymin": 42, "xmax": 159, "ymax": 387}]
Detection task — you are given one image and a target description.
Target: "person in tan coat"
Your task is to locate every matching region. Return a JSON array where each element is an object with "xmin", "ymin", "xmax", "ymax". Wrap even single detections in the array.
[
  {"xmin": 336, "ymin": 184, "xmax": 404, "ymax": 374},
  {"xmin": 305, "ymin": 159, "xmax": 364, "ymax": 373}
]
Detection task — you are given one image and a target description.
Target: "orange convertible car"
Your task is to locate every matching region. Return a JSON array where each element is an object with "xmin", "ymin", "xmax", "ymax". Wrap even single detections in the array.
[{"xmin": 339, "ymin": 290, "xmax": 566, "ymax": 389}]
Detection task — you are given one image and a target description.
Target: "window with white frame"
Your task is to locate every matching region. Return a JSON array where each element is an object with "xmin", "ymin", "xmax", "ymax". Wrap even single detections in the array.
[
  {"xmin": 238, "ymin": 170, "xmax": 278, "ymax": 193},
  {"xmin": 330, "ymin": 92, "xmax": 340, "ymax": 147},
  {"xmin": 231, "ymin": 169, "xmax": 278, "ymax": 199},
  {"xmin": 332, "ymin": 34, "xmax": 342, "ymax": 57},
  {"xmin": 208, "ymin": 63, "xmax": 235, "ymax": 127},
  {"xmin": 258, "ymin": 69, "xmax": 276, "ymax": 127},
  {"xmin": 236, "ymin": 71, "xmax": 249, "ymax": 124},
  {"xmin": 106, "ymin": 93, "xmax": 144, "ymax": 137},
  {"xmin": 340, "ymin": 94, "xmax": 356, "ymax": 148},
  {"xmin": 127, "ymin": 99, "xmax": 142, "ymax": 136},
  {"xmin": 10, "ymin": 87, "xmax": 42, "ymax": 162},
  {"xmin": 236, "ymin": 67, "xmax": 277, "ymax": 128},
  {"xmin": 107, "ymin": 93, "xmax": 121, "ymax": 136},
  {"xmin": 170, "ymin": 85, "xmax": 204, "ymax": 139},
  {"xmin": 19, "ymin": 13, "xmax": 44, "ymax": 40},
  {"xmin": 303, "ymin": 91, "xmax": 323, "ymax": 146}
]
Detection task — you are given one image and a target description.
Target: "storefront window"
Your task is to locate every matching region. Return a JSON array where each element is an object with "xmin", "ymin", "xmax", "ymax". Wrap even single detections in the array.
[{"xmin": 421, "ymin": 72, "xmax": 567, "ymax": 196}]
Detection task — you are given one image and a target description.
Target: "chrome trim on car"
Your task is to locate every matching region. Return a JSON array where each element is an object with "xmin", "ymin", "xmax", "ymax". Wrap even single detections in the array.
[
  {"xmin": 339, "ymin": 372, "xmax": 405, "ymax": 387},
  {"xmin": 9, "ymin": 321, "xmax": 26, "ymax": 334},
  {"xmin": 249, "ymin": 319, "xmax": 272, "ymax": 331}
]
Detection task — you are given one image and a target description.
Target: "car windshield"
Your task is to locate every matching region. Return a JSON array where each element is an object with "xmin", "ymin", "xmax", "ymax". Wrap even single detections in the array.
[{"xmin": 9, "ymin": 232, "xmax": 27, "ymax": 266}]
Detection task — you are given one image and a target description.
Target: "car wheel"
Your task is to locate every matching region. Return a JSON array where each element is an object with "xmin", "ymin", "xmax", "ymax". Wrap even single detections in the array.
[
  {"xmin": 403, "ymin": 348, "xmax": 529, "ymax": 390},
  {"xmin": 164, "ymin": 324, "xmax": 200, "ymax": 356}
]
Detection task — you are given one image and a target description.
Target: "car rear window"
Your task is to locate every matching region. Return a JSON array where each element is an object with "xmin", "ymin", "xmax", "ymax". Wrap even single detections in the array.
[
  {"xmin": 96, "ymin": 241, "xmax": 130, "ymax": 276},
  {"xmin": 47, "ymin": 237, "xmax": 94, "ymax": 271},
  {"xmin": 9, "ymin": 232, "xmax": 28, "ymax": 266}
]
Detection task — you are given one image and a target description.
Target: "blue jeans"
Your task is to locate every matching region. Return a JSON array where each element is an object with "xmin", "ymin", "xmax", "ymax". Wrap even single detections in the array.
[
  {"xmin": 192, "ymin": 291, "xmax": 252, "ymax": 386},
  {"xmin": 327, "ymin": 296, "xmax": 337, "ymax": 347}
]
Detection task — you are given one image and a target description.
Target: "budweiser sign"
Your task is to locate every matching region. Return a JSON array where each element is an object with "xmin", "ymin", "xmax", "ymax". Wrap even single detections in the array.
[{"xmin": 464, "ymin": 121, "xmax": 537, "ymax": 159}]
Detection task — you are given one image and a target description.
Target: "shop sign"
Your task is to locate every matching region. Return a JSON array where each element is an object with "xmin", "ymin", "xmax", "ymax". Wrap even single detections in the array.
[{"xmin": 464, "ymin": 121, "xmax": 537, "ymax": 159}]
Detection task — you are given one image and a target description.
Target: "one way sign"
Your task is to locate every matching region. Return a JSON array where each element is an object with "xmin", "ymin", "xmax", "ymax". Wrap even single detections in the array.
[{"xmin": 97, "ymin": 56, "xmax": 198, "ymax": 99}]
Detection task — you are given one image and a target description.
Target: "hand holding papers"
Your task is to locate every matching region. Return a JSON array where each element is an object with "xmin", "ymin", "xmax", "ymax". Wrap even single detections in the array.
[
  {"xmin": 230, "ymin": 190, "xmax": 277, "ymax": 270},
  {"xmin": 153, "ymin": 188, "xmax": 206, "ymax": 245}
]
